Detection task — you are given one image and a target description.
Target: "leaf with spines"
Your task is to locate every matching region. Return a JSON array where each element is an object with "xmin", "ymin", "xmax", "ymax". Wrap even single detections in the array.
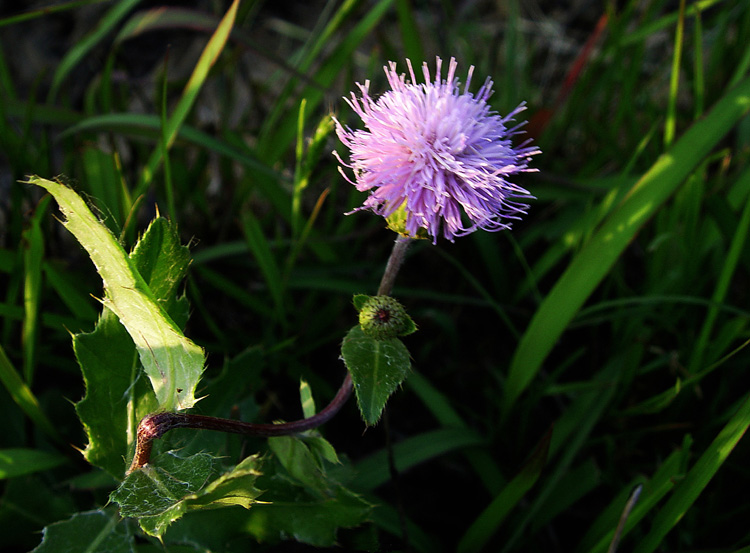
[
  {"xmin": 110, "ymin": 451, "xmax": 263, "ymax": 537},
  {"xmin": 341, "ymin": 325, "xmax": 411, "ymax": 425},
  {"xmin": 74, "ymin": 217, "xmax": 188, "ymax": 478},
  {"xmin": 26, "ymin": 176, "xmax": 204, "ymax": 412}
]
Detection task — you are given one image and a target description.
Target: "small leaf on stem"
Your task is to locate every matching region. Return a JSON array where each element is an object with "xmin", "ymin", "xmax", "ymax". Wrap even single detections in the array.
[{"xmin": 341, "ymin": 325, "xmax": 411, "ymax": 425}]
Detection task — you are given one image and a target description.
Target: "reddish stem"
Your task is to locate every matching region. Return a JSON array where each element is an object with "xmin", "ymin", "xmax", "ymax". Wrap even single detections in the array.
[{"xmin": 127, "ymin": 373, "xmax": 353, "ymax": 474}]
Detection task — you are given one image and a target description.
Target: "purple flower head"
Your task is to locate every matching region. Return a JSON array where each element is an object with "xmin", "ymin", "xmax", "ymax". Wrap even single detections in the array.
[{"xmin": 334, "ymin": 57, "xmax": 540, "ymax": 243}]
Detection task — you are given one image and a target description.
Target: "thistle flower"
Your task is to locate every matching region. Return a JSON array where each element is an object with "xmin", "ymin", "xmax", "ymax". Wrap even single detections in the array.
[{"xmin": 334, "ymin": 57, "xmax": 539, "ymax": 243}]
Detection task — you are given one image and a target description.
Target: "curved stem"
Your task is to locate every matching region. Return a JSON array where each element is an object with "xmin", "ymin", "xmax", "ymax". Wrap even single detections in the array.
[
  {"xmin": 128, "ymin": 234, "xmax": 412, "ymax": 475},
  {"xmin": 127, "ymin": 373, "xmax": 353, "ymax": 474}
]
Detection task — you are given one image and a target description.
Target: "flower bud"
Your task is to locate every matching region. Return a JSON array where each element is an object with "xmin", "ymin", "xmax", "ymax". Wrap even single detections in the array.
[{"xmin": 355, "ymin": 295, "xmax": 416, "ymax": 340}]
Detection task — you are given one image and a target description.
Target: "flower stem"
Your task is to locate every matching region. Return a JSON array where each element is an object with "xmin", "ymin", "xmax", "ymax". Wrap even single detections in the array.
[
  {"xmin": 378, "ymin": 235, "xmax": 412, "ymax": 296},
  {"xmin": 128, "ymin": 235, "xmax": 412, "ymax": 474},
  {"xmin": 127, "ymin": 373, "xmax": 352, "ymax": 474}
]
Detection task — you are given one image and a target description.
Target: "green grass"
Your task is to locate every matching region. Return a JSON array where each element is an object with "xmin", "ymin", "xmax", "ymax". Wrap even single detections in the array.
[{"xmin": 2, "ymin": 0, "xmax": 750, "ymax": 551}]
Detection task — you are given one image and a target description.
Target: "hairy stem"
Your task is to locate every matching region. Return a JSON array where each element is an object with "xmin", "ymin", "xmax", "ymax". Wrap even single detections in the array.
[
  {"xmin": 127, "ymin": 373, "xmax": 352, "ymax": 473},
  {"xmin": 378, "ymin": 235, "xmax": 412, "ymax": 296}
]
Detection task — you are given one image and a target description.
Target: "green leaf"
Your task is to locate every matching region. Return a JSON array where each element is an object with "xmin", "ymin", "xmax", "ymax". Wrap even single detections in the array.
[
  {"xmin": 74, "ymin": 217, "xmax": 192, "ymax": 478},
  {"xmin": 340, "ymin": 325, "xmax": 411, "ymax": 425},
  {"xmin": 111, "ymin": 451, "xmax": 263, "ymax": 538},
  {"xmin": 246, "ymin": 435, "xmax": 371, "ymax": 546},
  {"xmin": 268, "ymin": 435, "xmax": 331, "ymax": 496},
  {"xmin": 73, "ymin": 307, "xmax": 157, "ymax": 479},
  {"xmin": 245, "ymin": 480, "xmax": 371, "ymax": 547},
  {"xmin": 0, "ymin": 448, "xmax": 66, "ymax": 479},
  {"xmin": 31, "ymin": 509, "xmax": 134, "ymax": 553},
  {"xmin": 27, "ymin": 176, "xmax": 204, "ymax": 412}
]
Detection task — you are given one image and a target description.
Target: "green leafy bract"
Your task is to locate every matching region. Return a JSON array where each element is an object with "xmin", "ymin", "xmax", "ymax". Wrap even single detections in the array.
[
  {"xmin": 110, "ymin": 451, "xmax": 263, "ymax": 538},
  {"xmin": 341, "ymin": 325, "xmax": 411, "ymax": 425},
  {"xmin": 26, "ymin": 176, "xmax": 204, "ymax": 412}
]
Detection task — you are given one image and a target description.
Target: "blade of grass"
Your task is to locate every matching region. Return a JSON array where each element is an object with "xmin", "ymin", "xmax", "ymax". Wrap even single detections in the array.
[
  {"xmin": 132, "ymin": 0, "xmax": 240, "ymax": 212},
  {"xmin": 407, "ymin": 371, "xmax": 506, "ymax": 494},
  {"xmin": 457, "ymin": 429, "xmax": 550, "ymax": 553},
  {"xmin": 257, "ymin": 0, "xmax": 395, "ymax": 166},
  {"xmin": 80, "ymin": 147, "xmax": 128, "ymax": 233},
  {"xmin": 633, "ymin": 393, "xmax": 750, "ymax": 553},
  {"xmin": 576, "ymin": 442, "xmax": 691, "ymax": 553},
  {"xmin": 0, "ymin": 448, "xmax": 66, "ymax": 479},
  {"xmin": 22, "ymin": 195, "xmax": 50, "ymax": 385},
  {"xmin": 0, "ymin": 0, "xmax": 101, "ymax": 28},
  {"xmin": 501, "ymin": 347, "xmax": 638, "ymax": 553},
  {"xmin": 47, "ymin": 0, "xmax": 141, "ymax": 102},
  {"xmin": 503, "ymin": 73, "xmax": 750, "ymax": 414},
  {"xmin": 43, "ymin": 262, "xmax": 98, "ymax": 322},
  {"xmin": 664, "ymin": 0, "xmax": 685, "ymax": 147},
  {"xmin": 395, "ymin": 0, "xmax": 425, "ymax": 64},
  {"xmin": 619, "ymin": 0, "xmax": 723, "ymax": 47},
  {"xmin": 693, "ymin": 7, "xmax": 705, "ymax": 118},
  {"xmin": 159, "ymin": 51, "xmax": 175, "ymax": 220},
  {"xmin": 241, "ymin": 214, "xmax": 286, "ymax": 326},
  {"xmin": 687, "ymin": 166, "xmax": 750, "ymax": 374},
  {"xmin": 349, "ymin": 427, "xmax": 485, "ymax": 492},
  {"xmin": 60, "ymin": 112, "xmax": 281, "ymax": 181},
  {"xmin": 256, "ymin": 0, "xmax": 361, "ymax": 159},
  {"xmin": 0, "ymin": 344, "xmax": 58, "ymax": 440}
]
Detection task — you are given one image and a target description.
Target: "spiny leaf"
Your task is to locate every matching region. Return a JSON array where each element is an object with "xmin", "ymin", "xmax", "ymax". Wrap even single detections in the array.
[
  {"xmin": 27, "ymin": 176, "xmax": 204, "ymax": 412},
  {"xmin": 111, "ymin": 451, "xmax": 263, "ymax": 538}
]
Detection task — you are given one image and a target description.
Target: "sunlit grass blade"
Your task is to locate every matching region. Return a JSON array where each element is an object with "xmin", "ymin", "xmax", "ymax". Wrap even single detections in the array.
[
  {"xmin": 504, "ymin": 74, "xmax": 750, "ymax": 413},
  {"xmin": 663, "ymin": 0, "xmax": 685, "ymax": 147},
  {"xmin": 22, "ymin": 196, "xmax": 49, "ymax": 385},
  {"xmin": 133, "ymin": 0, "xmax": 240, "ymax": 208},
  {"xmin": 633, "ymin": 393, "xmax": 750, "ymax": 553}
]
